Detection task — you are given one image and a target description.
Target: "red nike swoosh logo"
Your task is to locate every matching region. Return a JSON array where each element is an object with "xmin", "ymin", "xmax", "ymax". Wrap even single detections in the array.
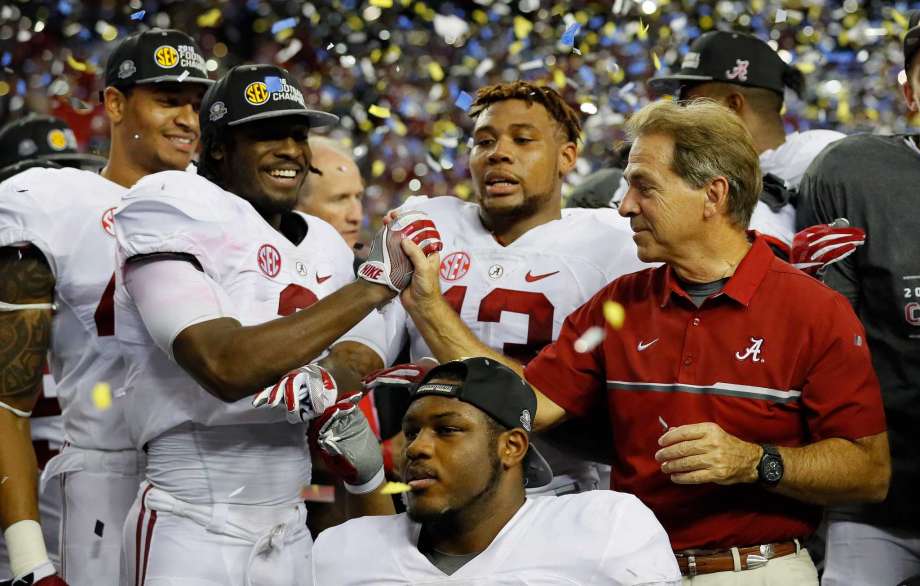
[
  {"xmin": 525, "ymin": 270, "xmax": 559, "ymax": 283},
  {"xmin": 316, "ymin": 274, "xmax": 332, "ymax": 284}
]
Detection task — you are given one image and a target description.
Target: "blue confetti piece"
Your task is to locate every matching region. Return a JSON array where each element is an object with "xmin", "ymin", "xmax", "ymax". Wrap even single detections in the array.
[
  {"xmin": 16, "ymin": 80, "xmax": 26, "ymax": 95},
  {"xmin": 264, "ymin": 76, "xmax": 283, "ymax": 92},
  {"xmin": 1, "ymin": 53, "xmax": 10, "ymax": 67},
  {"xmin": 130, "ymin": 10, "xmax": 145, "ymax": 21},
  {"xmin": 455, "ymin": 91, "xmax": 473, "ymax": 111},
  {"xmin": 58, "ymin": 0, "xmax": 72, "ymax": 15},
  {"xmin": 271, "ymin": 17, "xmax": 297, "ymax": 35},
  {"xmin": 561, "ymin": 23, "xmax": 580, "ymax": 46}
]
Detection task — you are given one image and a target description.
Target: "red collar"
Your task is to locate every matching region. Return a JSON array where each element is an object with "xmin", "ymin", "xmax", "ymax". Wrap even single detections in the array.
[{"xmin": 659, "ymin": 233, "xmax": 774, "ymax": 308}]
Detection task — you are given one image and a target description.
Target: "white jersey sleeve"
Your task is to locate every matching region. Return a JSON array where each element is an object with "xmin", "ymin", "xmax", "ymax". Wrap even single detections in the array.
[{"xmin": 0, "ymin": 170, "xmax": 62, "ymax": 274}]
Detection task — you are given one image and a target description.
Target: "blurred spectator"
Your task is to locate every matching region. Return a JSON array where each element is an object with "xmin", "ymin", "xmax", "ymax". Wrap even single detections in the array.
[{"xmin": 296, "ymin": 136, "xmax": 364, "ymax": 250}]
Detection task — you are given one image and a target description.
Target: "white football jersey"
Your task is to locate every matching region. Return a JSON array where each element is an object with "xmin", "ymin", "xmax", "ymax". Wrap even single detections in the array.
[
  {"xmin": 310, "ymin": 492, "xmax": 681, "ymax": 585},
  {"xmin": 751, "ymin": 129, "xmax": 845, "ymax": 246},
  {"xmin": 382, "ymin": 196, "xmax": 648, "ymax": 366},
  {"xmin": 0, "ymin": 167, "xmax": 129, "ymax": 450},
  {"xmin": 114, "ymin": 171, "xmax": 385, "ymax": 500}
]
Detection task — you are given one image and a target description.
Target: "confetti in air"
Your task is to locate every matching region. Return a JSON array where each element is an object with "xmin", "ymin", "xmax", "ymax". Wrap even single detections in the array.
[
  {"xmin": 561, "ymin": 23, "xmax": 580, "ymax": 46},
  {"xmin": 66, "ymin": 54, "xmax": 89, "ymax": 72},
  {"xmin": 368, "ymin": 104, "xmax": 391, "ymax": 118},
  {"xmin": 196, "ymin": 8, "xmax": 222, "ymax": 28},
  {"xmin": 92, "ymin": 382, "xmax": 112, "ymax": 411},
  {"xmin": 176, "ymin": 70, "xmax": 190, "ymax": 82},
  {"xmin": 381, "ymin": 481, "xmax": 412, "ymax": 494},
  {"xmin": 652, "ymin": 51, "xmax": 661, "ymax": 70},
  {"xmin": 658, "ymin": 416, "xmax": 668, "ymax": 432},
  {"xmin": 228, "ymin": 486, "xmax": 245, "ymax": 499},
  {"xmin": 454, "ymin": 91, "xmax": 473, "ymax": 111},
  {"xmin": 271, "ymin": 17, "xmax": 297, "ymax": 35},
  {"xmin": 574, "ymin": 326, "xmax": 606, "ymax": 353},
  {"xmin": 129, "ymin": 10, "xmax": 145, "ymax": 21},
  {"xmin": 602, "ymin": 301, "xmax": 625, "ymax": 330},
  {"xmin": 264, "ymin": 76, "xmax": 283, "ymax": 92}
]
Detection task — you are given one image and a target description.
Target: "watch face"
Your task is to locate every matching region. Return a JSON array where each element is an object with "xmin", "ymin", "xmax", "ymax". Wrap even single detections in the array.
[{"xmin": 763, "ymin": 458, "xmax": 783, "ymax": 482}]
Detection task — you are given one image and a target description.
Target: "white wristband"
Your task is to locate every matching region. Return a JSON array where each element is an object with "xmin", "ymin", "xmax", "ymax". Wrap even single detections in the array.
[
  {"xmin": 343, "ymin": 467, "xmax": 386, "ymax": 495},
  {"xmin": 0, "ymin": 400, "xmax": 31, "ymax": 417},
  {"xmin": 3, "ymin": 519, "xmax": 50, "ymax": 578},
  {"xmin": 0, "ymin": 300, "xmax": 55, "ymax": 311}
]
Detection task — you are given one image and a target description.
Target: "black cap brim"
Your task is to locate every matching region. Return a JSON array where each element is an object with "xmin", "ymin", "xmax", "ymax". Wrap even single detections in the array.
[
  {"xmin": 228, "ymin": 109, "xmax": 339, "ymax": 129},
  {"xmin": 523, "ymin": 445, "xmax": 554, "ymax": 489},
  {"xmin": 42, "ymin": 153, "xmax": 107, "ymax": 167},
  {"xmin": 132, "ymin": 74, "xmax": 215, "ymax": 87},
  {"xmin": 648, "ymin": 74, "xmax": 717, "ymax": 94}
]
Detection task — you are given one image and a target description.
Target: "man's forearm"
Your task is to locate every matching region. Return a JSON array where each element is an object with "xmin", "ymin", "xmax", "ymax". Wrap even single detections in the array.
[
  {"xmin": 0, "ymin": 411, "xmax": 40, "ymax": 529},
  {"xmin": 174, "ymin": 280, "xmax": 394, "ymax": 401},
  {"xmin": 772, "ymin": 432, "xmax": 890, "ymax": 505}
]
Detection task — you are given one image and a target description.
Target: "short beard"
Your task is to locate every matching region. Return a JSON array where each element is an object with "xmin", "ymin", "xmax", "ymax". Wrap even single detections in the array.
[
  {"xmin": 479, "ymin": 189, "xmax": 553, "ymax": 236},
  {"xmin": 407, "ymin": 445, "xmax": 503, "ymax": 527}
]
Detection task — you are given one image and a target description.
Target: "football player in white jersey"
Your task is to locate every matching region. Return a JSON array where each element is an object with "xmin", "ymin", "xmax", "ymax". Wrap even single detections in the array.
[
  {"xmin": 649, "ymin": 30, "xmax": 844, "ymax": 251},
  {"xmin": 114, "ymin": 64, "xmax": 440, "ymax": 586},
  {"xmin": 0, "ymin": 114, "xmax": 106, "ymax": 581},
  {"xmin": 310, "ymin": 357, "xmax": 681, "ymax": 585},
  {"xmin": 355, "ymin": 81, "xmax": 648, "ymax": 496},
  {"xmin": 0, "ymin": 29, "xmax": 212, "ymax": 586}
]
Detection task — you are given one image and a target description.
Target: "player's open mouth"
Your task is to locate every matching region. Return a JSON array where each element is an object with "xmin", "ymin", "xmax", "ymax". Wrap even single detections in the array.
[
  {"xmin": 263, "ymin": 167, "xmax": 301, "ymax": 187},
  {"xmin": 484, "ymin": 172, "xmax": 520, "ymax": 196}
]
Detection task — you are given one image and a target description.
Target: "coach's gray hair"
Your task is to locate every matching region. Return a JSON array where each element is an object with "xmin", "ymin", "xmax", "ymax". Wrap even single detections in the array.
[{"xmin": 625, "ymin": 99, "xmax": 762, "ymax": 228}]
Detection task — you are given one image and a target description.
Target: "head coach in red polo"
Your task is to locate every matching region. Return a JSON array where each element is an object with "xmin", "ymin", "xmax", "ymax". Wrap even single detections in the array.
[{"xmin": 397, "ymin": 97, "xmax": 890, "ymax": 585}]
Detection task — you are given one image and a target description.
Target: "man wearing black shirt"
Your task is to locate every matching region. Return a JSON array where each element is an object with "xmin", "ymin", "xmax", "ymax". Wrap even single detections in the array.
[{"xmin": 796, "ymin": 12, "xmax": 920, "ymax": 585}]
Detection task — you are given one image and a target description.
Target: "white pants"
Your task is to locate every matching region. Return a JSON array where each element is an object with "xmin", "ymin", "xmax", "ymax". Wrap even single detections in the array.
[
  {"xmin": 41, "ymin": 445, "xmax": 145, "ymax": 586},
  {"xmin": 122, "ymin": 483, "xmax": 312, "ymax": 586},
  {"xmin": 0, "ymin": 471, "xmax": 62, "ymax": 579},
  {"xmin": 822, "ymin": 521, "xmax": 920, "ymax": 586}
]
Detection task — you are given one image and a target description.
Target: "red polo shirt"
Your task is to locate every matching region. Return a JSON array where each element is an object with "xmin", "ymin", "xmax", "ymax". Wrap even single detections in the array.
[{"xmin": 524, "ymin": 236, "xmax": 886, "ymax": 551}]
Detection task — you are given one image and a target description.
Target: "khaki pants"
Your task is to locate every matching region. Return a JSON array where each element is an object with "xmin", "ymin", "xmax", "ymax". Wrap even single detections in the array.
[{"xmin": 683, "ymin": 549, "xmax": 818, "ymax": 585}]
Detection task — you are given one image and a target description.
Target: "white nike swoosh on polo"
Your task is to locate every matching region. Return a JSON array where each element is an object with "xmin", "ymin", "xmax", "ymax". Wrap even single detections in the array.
[{"xmin": 637, "ymin": 339, "xmax": 659, "ymax": 351}]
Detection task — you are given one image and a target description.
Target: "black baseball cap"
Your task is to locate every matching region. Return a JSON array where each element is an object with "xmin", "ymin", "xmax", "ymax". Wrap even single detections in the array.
[
  {"xmin": 649, "ymin": 31, "xmax": 798, "ymax": 96},
  {"xmin": 904, "ymin": 11, "xmax": 920, "ymax": 70},
  {"xmin": 566, "ymin": 167, "xmax": 624, "ymax": 209},
  {"xmin": 104, "ymin": 28, "xmax": 212, "ymax": 89},
  {"xmin": 412, "ymin": 357, "xmax": 554, "ymax": 489},
  {"xmin": 0, "ymin": 115, "xmax": 106, "ymax": 182},
  {"xmin": 200, "ymin": 64, "xmax": 338, "ymax": 130}
]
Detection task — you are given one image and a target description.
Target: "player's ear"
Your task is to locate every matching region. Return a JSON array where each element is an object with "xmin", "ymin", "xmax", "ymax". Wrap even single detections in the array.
[
  {"xmin": 498, "ymin": 428, "xmax": 528, "ymax": 468},
  {"xmin": 903, "ymin": 75, "xmax": 919, "ymax": 113},
  {"xmin": 557, "ymin": 139, "xmax": 577, "ymax": 176},
  {"xmin": 103, "ymin": 86, "xmax": 128, "ymax": 124}
]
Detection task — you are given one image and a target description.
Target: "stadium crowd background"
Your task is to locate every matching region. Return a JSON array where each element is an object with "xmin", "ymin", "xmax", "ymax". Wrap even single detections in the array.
[{"xmin": 0, "ymin": 0, "xmax": 917, "ymax": 237}]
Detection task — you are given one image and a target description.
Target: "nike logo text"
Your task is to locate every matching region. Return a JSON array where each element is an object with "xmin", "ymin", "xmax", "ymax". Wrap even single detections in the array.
[
  {"xmin": 316, "ymin": 274, "xmax": 332, "ymax": 284},
  {"xmin": 637, "ymin": 339, "xmax": 659, "ymax": 351},
  {"xmin": 525, "ymin": 270, "xmax": 559, "ymax": 283}
]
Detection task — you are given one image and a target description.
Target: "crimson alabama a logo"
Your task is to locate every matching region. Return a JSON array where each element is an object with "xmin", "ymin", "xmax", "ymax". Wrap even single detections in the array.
[
  {"xmin": 440, "ymin": 252, "xmax": 471, "ymax": 281},
  {"xmin": 258, "ymin": 244, "xmax": 281, "ymax": 277}
]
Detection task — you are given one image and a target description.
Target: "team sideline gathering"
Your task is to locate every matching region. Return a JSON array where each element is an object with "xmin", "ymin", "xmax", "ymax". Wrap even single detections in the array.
[{"xmin": 0, "ymin": 1, "xmax": 917, "ymax": 585}]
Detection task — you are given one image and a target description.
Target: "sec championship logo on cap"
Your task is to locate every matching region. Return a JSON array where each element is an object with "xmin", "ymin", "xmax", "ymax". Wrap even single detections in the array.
[
  {"xmin": 245, "ymin": 81, "xmax": 270, "ymax": 106},
  {"xmin": 154, "ymin": 45, "xmax": 179, "ymax": 68},
  {"xmin": 47, "ymin": 129, "xmax": 68, "ymax": 151}
]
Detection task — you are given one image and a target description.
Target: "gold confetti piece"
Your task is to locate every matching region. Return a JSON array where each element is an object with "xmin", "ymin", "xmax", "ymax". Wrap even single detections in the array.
[
  {"xmin": 513, "ymin": 15, "xmax": 533, "ymax": 40},
  {"xmin": 66, "ymin": 54, "xmax": 88, "ymax": 72},
  {"xmin": 652, "ymin": 51, "xmax": 661, "ymax": 71},
  {"xmin": 553, "ymin": 68, "xmax": 566, "ymax": 88},
  {"xmin": 380, "ymin": 481, "xmax": 412, "ymax": 494},
  {"xmin": 602, "ymin": 300, "xmax": 625, "ymax": 330},
  {"xmin": 370, "ymin": 0, "xmax": 393, "ymax": 7},
  {"xmin": 427, "ymin": 62, "xmax": 444, "ymax": 82},
  {"xmin": 637, "ymin": 19, "xmax": 649, "ymax": 41},
  {"xmin": 197, "ymin": 8, "xmax": 222, "ymax": 28},
  {"xmin": 371, "ymin": 160, "xmax": 386, "ymax": 177},
  {"xmin": 92, "ymin": 382, "xmax": 112, "ymax": 411},
  {"xmin": 893, "ymin": 9, "xmax": 909, "ymax": 28},
  {"xmin": 368, "ymin": 104, "xmax": 391, "ymax": 118}
]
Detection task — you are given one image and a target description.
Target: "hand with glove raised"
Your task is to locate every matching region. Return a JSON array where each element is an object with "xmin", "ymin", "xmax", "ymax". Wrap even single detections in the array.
[
  {"xmin": 252, "ymin": 364, "xmax": 338, "ymax": 424},
  {"xmin": 791, "ymin": 218, "xmax": 866, "ymax": 279},
  {"xmin": 308, "ymin": 395, "xmax": 385, "ymax": 495},
  {"xmin": 358, "ymin": 210, "xmax": 442, "ymax": 293},
  {"xmin": 360, "ymin": 357, "xmax": 438, "ymax": 394}
]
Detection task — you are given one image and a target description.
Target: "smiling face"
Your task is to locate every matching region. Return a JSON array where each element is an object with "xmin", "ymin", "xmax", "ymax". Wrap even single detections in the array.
[
  {"xmin": 469, "ymin": 99, "xmax": 576, "ymax": 229},
  {"xmin": 119, "ymin": 83, "xmax": 206, "ymax": 172},
  {"xmin": 620, "ymin": 132, "xmax": 710, "ymax": 263},
  {"xmin": 401, "ymin": 394, "xmax": 507, "ymax": 524},
  {"xmin": 216, "ymin": 117, "xmax": 312, "ymax": 217}
]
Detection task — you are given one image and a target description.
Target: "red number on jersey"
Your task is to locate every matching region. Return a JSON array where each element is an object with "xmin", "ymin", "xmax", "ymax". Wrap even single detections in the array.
[
  {"xmin": 442, "ymin": 286, "xmax": 555, "ymax": 363},
  {"xmin": 278, "ymin": 283, "xmax": 319, "ymax": 316},
  {"xmin": 93, "ymin": 273, "xmax": 116, "ymax": 336}
]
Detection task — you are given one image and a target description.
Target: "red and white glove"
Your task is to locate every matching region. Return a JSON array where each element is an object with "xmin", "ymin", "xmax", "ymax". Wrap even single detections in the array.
[
  {"xmin": 252, "ymin": 365, "xmax": 338, "ymax": 424},
  {"xmin": 0, "ymin": 561, "xmax": 67, "ymax": 586},
  {"xmin": 360, "ymin": 357, "xmax": 438, "ymax": 394},
  {"xmin": 791, "ymin": 219, "xmax": 866, "ymax": 279},
  {"xmin": 357, "ymin": 210, "xmax": 443, "ymax": 292},
  {"xmin": 308, "ymin": 394, "xmax": 385, "ymax": 494}
]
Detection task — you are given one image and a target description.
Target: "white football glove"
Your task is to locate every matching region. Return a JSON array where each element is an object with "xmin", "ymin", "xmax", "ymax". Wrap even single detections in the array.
[
  {"xmin": 357, "ymin": 210, "xmax": 443, "ymax": 292},
  {"xmin": 252, "ymin": 365, "xmax": 338, "ymax": 424}
]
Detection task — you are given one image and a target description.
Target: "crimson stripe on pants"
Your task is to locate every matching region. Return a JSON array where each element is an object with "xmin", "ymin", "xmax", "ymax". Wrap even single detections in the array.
[
  {"xmin": 135, "ymin": 485, "xmax": 153, "ymax": 586},
  {"xmin": 140, "ymin": 510, "xmax": 157, "ymax": 586}
]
